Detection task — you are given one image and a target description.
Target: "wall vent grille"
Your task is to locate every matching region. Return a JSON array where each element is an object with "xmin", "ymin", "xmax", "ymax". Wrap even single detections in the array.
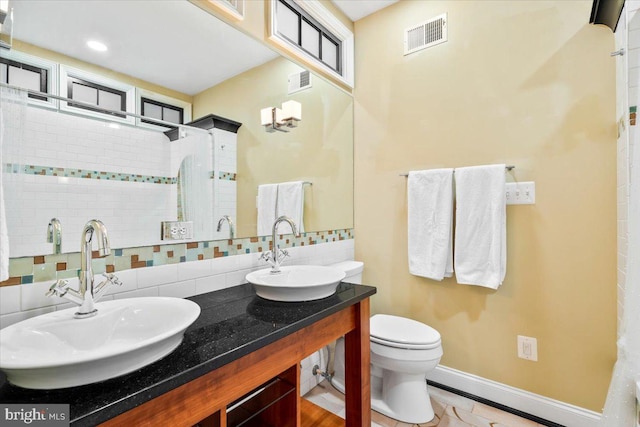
[
  {"xmin": 288, "ymin": 70, "xmax": 312, "ymax": 94},
  {"xmin": 404, "ymin": 13, "xmax": 447, "ymax": 56}
]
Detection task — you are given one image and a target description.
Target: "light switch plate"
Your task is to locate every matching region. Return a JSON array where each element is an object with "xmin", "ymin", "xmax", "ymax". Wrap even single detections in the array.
[{"xmin": 506, "ymin": 182, "xmax": 535, "ymax": 205}]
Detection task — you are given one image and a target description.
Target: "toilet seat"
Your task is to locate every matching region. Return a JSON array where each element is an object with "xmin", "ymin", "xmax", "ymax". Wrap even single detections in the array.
[
  {"xmin": 370, "ymin": 314, "xmax": 441, "ymax": 349},
  {"xmin": 371, "ymin": 336, "xmax": 441, "ymax": 350}
]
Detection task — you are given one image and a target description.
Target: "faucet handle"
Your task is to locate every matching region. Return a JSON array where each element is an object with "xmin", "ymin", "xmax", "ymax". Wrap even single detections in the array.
[
  {"xmin": 259, "ymin": 251, "xmax": 272, "ymax": 261},
  {"xmin": 279, "ymin": 249, "xmax": 290, "ymax": 259},
  {"xmin": 46, "ymin": 279, "xmax": 69, "ymax": 297},
  {"xmin": 102, "ymin": 273, "xmax": 123, "ymax": 286}
]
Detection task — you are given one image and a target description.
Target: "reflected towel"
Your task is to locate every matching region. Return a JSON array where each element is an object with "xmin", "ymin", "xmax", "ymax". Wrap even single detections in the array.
[
  {"xmin": 276, "ymin": 181, "xmax": 305, "ymax": 234},
  {"xmin": 454, "ymin": 164, "xmax": 506, "ymax": 289},
  {"xmin": 408, "ymin": 169, "xmax": 454, "ymax": 280},
  {"xmin": 257, "ymin": 184, "xmax": 278, "ymax": 236}
]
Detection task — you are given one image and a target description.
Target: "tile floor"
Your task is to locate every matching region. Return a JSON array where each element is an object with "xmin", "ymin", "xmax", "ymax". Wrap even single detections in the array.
[{"xmin": 303, "ymin": 381, "xmax": 550, "ymax": 427}]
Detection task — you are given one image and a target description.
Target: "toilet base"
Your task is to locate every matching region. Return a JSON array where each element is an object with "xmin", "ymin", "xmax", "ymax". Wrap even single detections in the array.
[
  {"xmin": 371, "ymin": 370, "xmax": 435, "ymax": 424},
  {"xmin": 330, "ymin": 372, "xmax": 435, "ymax": 424},
  {"xmin": 331, "ymin": 377, "xmax": 345, "ymax": 394}
]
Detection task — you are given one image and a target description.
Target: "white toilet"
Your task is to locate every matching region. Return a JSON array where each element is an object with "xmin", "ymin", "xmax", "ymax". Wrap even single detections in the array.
[{"xmin": 329, "ymin": 261, "xmax": 443, "ymax": 424}]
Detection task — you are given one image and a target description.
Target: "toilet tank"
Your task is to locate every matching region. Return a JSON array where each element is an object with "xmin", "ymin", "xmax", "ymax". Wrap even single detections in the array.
[{"xmin": 329, "ymin": 261, "xmax": 364, "ymax": 284}]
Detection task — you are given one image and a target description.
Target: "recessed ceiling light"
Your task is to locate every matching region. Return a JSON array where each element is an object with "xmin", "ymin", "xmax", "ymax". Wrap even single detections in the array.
[{"xmin": 87, "ymin": 40, "xmax": 108, "ymax": 52}]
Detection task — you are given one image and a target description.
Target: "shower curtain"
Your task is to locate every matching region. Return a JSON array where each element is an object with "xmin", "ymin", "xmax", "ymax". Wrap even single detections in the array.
[
  {"xmin": 600, "ymin": 123, "xmax": 640, "ymax": 425},
  {"xmin": 177, "ymin": 130, "xmax": 214, "ymax": 240},
  {"xmin": 0, "ymin": 87, "xmax": 27, "ymax": 281}
]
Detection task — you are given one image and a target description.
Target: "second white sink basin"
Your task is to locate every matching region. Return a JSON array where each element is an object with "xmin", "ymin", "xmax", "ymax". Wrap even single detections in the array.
[
  {"xmin": 246, "ymin": 265, "xmax": 346, "ymax": 302},
  {"xmin": 0, "ymin": 297, "xmax": 200, "ymax": 389}
]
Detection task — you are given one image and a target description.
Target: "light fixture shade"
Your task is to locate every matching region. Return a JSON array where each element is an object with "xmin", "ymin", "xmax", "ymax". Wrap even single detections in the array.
[
  {"xmin": 282, "ymin": 100, "xmax": 302, "ymax": 121},
  {"xmin": 274, "ymin": 107, "xmax": 285, "ymax": 124},
  {"xmin": 260, "ymin": 107, "xmax": 274, "ymax": 126}
]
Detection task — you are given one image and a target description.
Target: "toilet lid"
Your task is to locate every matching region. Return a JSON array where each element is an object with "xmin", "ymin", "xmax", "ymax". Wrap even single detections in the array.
[{"xmin": 370, "ymin": 314, "xmax": 441, "ymax": 348}]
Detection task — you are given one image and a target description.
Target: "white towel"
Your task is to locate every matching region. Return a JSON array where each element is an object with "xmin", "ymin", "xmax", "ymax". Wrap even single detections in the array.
[
  {"xmin": 257, "ymin": 184, "xmax": 278, "ymax": 236},
  {"xmin": 407, "ymin": 169, "xmax": 454, "ymax": 280},
  {"xmin": 276, "ymin": 181, "xmax": 305, "ymax": 234},
  {"xmin": 454, "ymin": 164, "xmax": 506, "ymax": 289},
  {"xmin": 0, "ymin": 107, "xmax": 8, "ymax": 282}
]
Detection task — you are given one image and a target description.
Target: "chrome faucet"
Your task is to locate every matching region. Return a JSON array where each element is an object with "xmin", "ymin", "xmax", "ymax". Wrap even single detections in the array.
[
  {"xmin": 47, "ymin": 218, "xmax": 62, "ymax": 254},
  {"xmin": 216, "ymin": 215, "xmax": 235, "ymax": 239},
  {"xmin": 260, "ymin": 216, "xmax": 301, "ymax": 273},
  {"xmin": 46, "ymin": 220, "xmax": 122, "ymax": 319}
]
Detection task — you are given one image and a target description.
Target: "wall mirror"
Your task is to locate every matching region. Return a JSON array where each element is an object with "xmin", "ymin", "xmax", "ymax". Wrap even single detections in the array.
[{"xmin": 2, "ymin": 0, "xmax": 354, "ymax": 258}]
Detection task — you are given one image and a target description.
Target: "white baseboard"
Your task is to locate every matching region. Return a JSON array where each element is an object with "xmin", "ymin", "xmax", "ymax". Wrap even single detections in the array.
[{"xmin": 426, "ymin": 365, "xmax": 602, "ymax": 427}]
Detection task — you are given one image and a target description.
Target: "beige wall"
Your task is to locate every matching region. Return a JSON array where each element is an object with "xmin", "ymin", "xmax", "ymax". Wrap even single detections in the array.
[
  {"xmin": 193, "ymin": 57, "xmax": 353, "ymax": 238},
  {"xmin": 354, "ymin": 0, "xmax": 616, "ymax": 412}
]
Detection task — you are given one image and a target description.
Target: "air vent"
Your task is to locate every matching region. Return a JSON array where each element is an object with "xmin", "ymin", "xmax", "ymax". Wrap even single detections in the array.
[
  {"xmin": 404, "ymin": 13, "xmax": 447, "ymax": 56},
  {"xmin": 288, "ymin": 70, "xmax": 312, "ymax": 95}
]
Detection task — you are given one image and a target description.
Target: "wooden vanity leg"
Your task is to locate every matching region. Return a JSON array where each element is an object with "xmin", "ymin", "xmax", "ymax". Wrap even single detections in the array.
[{"xmin": 344, "ymin": 299, "xmax": 371, "ymax": 427}]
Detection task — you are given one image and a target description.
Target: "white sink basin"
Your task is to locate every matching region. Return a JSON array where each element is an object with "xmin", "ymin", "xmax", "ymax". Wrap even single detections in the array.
[
  {"xmin": 0, "ymin": 297, "xmax": 200, "ymax": 389},
  {"xmin": 246, "ymin": 265, "xmax": 346, "ymax": 302}
]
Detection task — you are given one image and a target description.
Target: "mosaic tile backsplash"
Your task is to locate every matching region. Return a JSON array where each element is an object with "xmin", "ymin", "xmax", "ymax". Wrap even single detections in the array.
[
  {"xmin": 6, "ymin": 163, "xmax": 236, "ymax": 184},
  {"xmin": 1, "ymin": 229, "xmax": 353, "ymax": 287}
]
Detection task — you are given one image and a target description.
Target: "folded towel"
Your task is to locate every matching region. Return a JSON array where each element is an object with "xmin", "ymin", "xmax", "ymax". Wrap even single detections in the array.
[
  {"xmin": 276, "ymin": 181, "xmax": 305, "ymax": 234},
  {"xmin": 454, "ymin": 164, "xmax": 506, "ymax": 289},
  {"xmin": 257, "ymin": 184, "xmax": 278, "ymax": 236},
  {"xmin": 408, "ymin": 169, "xmax": 454, "ymax": 280}
]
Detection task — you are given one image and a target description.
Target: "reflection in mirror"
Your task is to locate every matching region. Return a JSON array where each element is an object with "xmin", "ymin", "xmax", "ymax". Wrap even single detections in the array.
[
  {"xmin": 176, "ymin": 131, "xmax": 213, "ymax": 240},
  {"xmin": 1, "ymin": 0, "xmax": 353, "ymax": 258}
]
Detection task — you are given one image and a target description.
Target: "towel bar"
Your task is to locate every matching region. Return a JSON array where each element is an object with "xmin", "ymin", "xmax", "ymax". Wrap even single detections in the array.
[
  {"xmin": 399, "ymin": 165, "xmax": 514, "ymax": 177},
  {"xmin": 258, "ymin": 181, "xmax": 312, "ymax": 188}
]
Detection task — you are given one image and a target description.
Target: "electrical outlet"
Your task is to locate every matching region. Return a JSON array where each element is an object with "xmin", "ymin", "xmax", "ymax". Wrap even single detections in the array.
[
  {"xmin": 506, "ymin": 182, "xmax": 535, "ymax": 205},
  {"xmin": 161, "ymin": 221, "xmax": 194, "ymax": 240},
  {"xmin": 517, "ymin": 335, "xmax": 538, "ymax": 361}
]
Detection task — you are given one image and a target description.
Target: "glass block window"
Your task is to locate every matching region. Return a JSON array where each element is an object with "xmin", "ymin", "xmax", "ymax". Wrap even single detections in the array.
[
  {"xmin": 275, "ymin": 0, "xmax": 341, "ymax": 74},
  {"xmin": 67, "ymin": 77, "xmax": 127, "ymax": 118},
  {"xmin": 141, "ymin": 97, "xmax": 184, "ymax": 127},
  {"xmin": 0, "ymin": 58, "xmax": 49, "ymax": 101}
]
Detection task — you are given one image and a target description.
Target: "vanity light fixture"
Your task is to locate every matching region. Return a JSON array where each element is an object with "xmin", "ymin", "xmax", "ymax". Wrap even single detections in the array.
[
  {"xmin": 260, "ymin": 100, "xmax": 301, "ymax": 133},
  {"xmin": 87, "ymin": 40, "xmax": 108, "ymax": 52}
]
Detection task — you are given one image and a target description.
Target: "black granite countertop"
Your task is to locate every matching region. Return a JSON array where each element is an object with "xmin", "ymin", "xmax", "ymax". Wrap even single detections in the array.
[{"xmin": 0, "ymin": 282, "xmax": 376, "ymax": 426}]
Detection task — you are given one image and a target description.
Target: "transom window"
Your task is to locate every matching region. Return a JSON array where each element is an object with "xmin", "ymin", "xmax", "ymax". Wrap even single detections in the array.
[
  {"xmin": 67, "ymin": 77, "xmax": 127, "ymax": 118},
  {"xmin": 0, "ymin": 58, "xmax": 48, "ymax": 101},
  {"xmin": 141, "ymin": 97, "xmax": 184, "ymax": 127},
  {"xmin": 276, "ymin": 0, "xmax": 341, "ymax": 74}
]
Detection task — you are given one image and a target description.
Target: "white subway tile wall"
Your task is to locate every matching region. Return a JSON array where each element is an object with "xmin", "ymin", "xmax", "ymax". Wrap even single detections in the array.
[
  {"xmin": 21, "ymin": 108, "xmax": 169, "ymax": 176},
  {"xmin": 5, "ymin": 106, "xmax": 238, "ymax": 257},
  {"xmin": 214, "ymin": 128, "xmax": 238, "ymax": 174},
  {"xmin": 618, "ymin": 3, "xmax": 640, "ymax": 333},
  {"xmin": 137, "ymin": 264, "xmax": 179, "ymax": 289},
  {"xmin": 7, "ymin": 174, "xmax": 176, "ymax": 257}
]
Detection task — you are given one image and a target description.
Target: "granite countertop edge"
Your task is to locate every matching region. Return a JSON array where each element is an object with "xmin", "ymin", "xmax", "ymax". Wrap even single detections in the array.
[{"xmin": 71, "ymin": 282, "xmax": 377, "ymax": 426}]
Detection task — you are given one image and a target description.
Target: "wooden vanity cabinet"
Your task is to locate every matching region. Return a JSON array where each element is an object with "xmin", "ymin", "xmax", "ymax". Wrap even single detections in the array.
[{"xmin": 99, "ymin": 298, "xmax": 370, "ymax": 427}]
